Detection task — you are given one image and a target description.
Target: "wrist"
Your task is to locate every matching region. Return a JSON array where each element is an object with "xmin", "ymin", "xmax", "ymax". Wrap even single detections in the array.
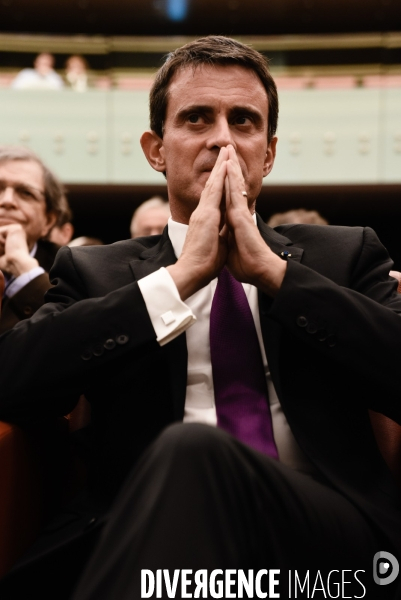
[
  {"xmin": 257, "ymin": 259, "xmax": 287, "ymax": 298},
  {"xmin": 8, "ymin": 255, "xmax": 39, "ymax": 278},
  {"xmin": 167, "ymin": 263, "xmax": 201, "ymax": 301}
]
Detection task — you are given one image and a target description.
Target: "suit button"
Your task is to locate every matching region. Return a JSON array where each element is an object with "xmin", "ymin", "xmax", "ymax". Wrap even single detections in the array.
[
  {"xmin": 306, "ymin": 322, "xmax": 318, "ymax": 334},
  {"xmin": 81, "ymin": 350, "xmax": 92, "ymax": 361},
  {"xmin": 93, "ymin": 344, "xmax": 104, "ymax": 357},
  {"xmin": 317, "ymin": 329, "xmax": 328, "ymax": 341},
  {"xmin": 326, "ymin": 335, "xmax": 337, "ymax": 347},
  {"xmin": 116, "ymin": 334, "xmax": 129, "ymax": 345},
  {"xmin": 104, "ymin": 338, "xmax": 116, "ymax": 350},
  {"xmin": 296, "ymin": 316, "xmax": 308, "ymax": 328},
  {"xmin": 23, "ymin": 306, "xmax": 33, "ymax": 316}
]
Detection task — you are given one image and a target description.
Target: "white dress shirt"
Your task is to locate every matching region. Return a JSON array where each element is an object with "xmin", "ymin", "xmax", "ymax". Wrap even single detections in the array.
[
  {"xmin": 11, "ymin": 69, "xmax": 64, "ymax": 90},
  {"xmin": 138, "ymin": 217, "xmax": 316, "ymax": 474}
]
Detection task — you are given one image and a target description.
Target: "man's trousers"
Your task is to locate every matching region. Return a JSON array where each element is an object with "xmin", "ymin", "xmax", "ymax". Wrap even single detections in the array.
[{"xmin": 71, "ymin": 423, "xmax": 391, "ymax": 599}]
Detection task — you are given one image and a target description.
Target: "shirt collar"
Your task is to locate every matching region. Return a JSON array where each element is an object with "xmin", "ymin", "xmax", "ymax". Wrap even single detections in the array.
[{"xmin": 167, "ymin": 218, "xmax": 188, "ymax": 259}]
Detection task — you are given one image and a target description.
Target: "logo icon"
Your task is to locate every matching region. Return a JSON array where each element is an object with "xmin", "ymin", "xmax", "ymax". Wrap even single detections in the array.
[{"xmin": 373, "ymin": 551, "xmax": 399, "ymax": 586}]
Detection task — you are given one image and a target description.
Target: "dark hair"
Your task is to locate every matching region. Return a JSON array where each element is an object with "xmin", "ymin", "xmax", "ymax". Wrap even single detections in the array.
[
  {"xmin": 149, "ymin": 36, "xmax": 279, "ymax": 143},
  {"xmin": 0, "ymin": 145, "xmax": 68, "ymax": 221}
]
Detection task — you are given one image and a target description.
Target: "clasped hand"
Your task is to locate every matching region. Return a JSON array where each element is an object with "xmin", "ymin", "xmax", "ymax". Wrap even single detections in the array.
[
  {"xmin": 167, "ymin": 145, "xmax": 286, "ymax": 300},
  {"xmin": 0, "ymin": 224, "xmax": 38, "ymax": 277}
]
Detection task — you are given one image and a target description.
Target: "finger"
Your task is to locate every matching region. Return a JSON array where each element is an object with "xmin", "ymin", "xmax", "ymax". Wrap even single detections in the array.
[
  {"xmin": 219, "ymin": 222, "xmax": 229, "ymax": 241},
  {"xmin": 226, "ymin": 160, "xmax": 249, "ymax": 210},
  {"xmin": 227, "ymin": 144, "xmax": 243, "ymax": 175},
  {"xmin": 224, "ymin": 174, "xmax": 230, "ymax": 207},
  {"xmin": 0, "ymin": 223, "xmax": 23, "ymax": 233},
  {"xmin": 205, "ymin": 146, "xmax": 228, "ymax": 191},
  {"xmin": 198, "ymin": 148, "xmax": 228, "ymax": 209},
  {"xmin": 226, "ymin": 146, "xmax": 247, "ymax": 199}
]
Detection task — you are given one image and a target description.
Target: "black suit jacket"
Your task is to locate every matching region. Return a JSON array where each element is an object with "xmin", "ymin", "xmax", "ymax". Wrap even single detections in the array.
[
  {"xmin": 0, "ymin": 216, "xmax": 400, "ymax": 552},
  {"xmin": 0, "ymin": 239, "xmax": 59, "ymax": 334}
]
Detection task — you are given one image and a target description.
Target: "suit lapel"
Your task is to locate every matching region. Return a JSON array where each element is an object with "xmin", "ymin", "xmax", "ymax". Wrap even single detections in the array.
[
  {"xmin": 34, "ymin": 240, "xmax": 60, "ymax": 272},
  {"xmin": 256, "ymin": 215, "xmax": 304, "ymax": 400},
  {"xmin": 256, "ymin": 215, "xmax": 304, "ymax": 263},
  {"xmin": 129, "ymin": 229, "xmax": 188, "ymax": 421},
  {"xmin": 129, "ymin": 228, "xmax": 177, "ymax": 280}
]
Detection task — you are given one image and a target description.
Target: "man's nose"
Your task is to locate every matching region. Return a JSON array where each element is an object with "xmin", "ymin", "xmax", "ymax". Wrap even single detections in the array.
[
  {"xmin": 0, "ymin": 186, "xmax": 18, "ymax": 208},
  {"xmin": 206, "ymin": 118, "xmax": 235, "ymax": 150}
]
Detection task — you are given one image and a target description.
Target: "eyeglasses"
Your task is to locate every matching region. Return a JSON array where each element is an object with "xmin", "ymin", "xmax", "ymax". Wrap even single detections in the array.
[{"xmin": 0, "ymin": 180, "xmax": 46, "ymax": 204}]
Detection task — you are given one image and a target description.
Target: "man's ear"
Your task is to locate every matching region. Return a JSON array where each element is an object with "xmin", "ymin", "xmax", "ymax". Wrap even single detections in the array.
[
  {"xmin": 41, "ymin": 211, "xmax": 57, "ymax": 238},
  {"xmin": 263, "ymin": 136, "xmax": 278, "ymax": 177},
  {"xmin": 140, "ymin": 130, "xmax": 166, "ymax": 173}
]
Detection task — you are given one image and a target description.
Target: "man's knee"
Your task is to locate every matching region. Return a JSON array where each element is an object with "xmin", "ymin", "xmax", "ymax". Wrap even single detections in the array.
[{"xmin": 153, "ymin": 422, "xmax": 229, "ymax": 458}]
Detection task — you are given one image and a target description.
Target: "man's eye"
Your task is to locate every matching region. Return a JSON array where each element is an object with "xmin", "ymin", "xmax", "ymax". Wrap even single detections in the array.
[
  {"xmin": 234, "ymin": 115, "xmax": 251, "ymax": 125},
  {"xmin": 18, "ymin": 188, "xmax": 35, "ymax": 200},
  {"xmin": 188, "ymin": 114, "xmax": 201, "ymax": 124}
]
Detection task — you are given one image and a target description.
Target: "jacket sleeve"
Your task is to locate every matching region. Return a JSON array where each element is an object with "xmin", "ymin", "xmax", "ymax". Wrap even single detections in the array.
[
  {"xmin": 0, "ymin": 273, "xmax": 52, "ymax": 334},
  {"xmin": 0, "ymin": 245, "xmax": 158, "ymax": 423},
  {"xmin": 266, "ymin": 226, "xmax": 401, "ymax": 422}
]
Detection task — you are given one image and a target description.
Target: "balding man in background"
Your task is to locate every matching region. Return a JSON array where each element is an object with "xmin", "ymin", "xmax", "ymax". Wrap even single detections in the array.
[{"xmin": 130, "ymin": 196, "xmax": 170, "ymax": 238}]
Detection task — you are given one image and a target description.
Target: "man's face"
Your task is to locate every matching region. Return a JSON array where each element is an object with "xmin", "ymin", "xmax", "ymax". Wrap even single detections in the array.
[
  {"xmin": 0, "ymin": 160, "xmax": 56, "ymax": 249},
  {"xmin": 152, "ymin": 64, "xmax": 276, "ymax": 223}
]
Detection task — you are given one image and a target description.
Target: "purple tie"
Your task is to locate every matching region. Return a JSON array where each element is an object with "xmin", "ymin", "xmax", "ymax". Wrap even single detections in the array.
[{"xmin": 210, "ymin": 267, "xmax": 279, "ymax": 459}]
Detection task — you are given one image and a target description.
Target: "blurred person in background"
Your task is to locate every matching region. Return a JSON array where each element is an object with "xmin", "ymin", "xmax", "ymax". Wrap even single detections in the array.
[
  {"xmin": 68, "ymin": 236, "xmax": 104, "ymax": 247},
  {"xmin": 64, "ymin": 55, "xmax": 90, "ymax": 92},
  {"xmin": 0, "ymin": 145, "xmax": 65, "ymax": 333},
  {"xmin": 129, "ymin": 196, "xmax": 170, "ymax": 238},
  {"xmin": 11, "ymin": 52, "xmax": 64, "ymax": 90},
  {"xmin": 267, "ymin": 208, "xmax": 329, "ymax": 227}
]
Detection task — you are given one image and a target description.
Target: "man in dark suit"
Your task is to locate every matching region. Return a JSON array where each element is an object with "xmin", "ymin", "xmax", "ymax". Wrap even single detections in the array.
[
  {"xmin": 0, "ymin": 145, "xmax": 68, "ymax": 333},
  {"xmin": 0, "ymin": 36, "xmax": 401, "ymax": 599}
]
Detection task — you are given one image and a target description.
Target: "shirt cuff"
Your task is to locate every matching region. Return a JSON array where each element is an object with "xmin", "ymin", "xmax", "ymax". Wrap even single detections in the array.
[
  {"xmin": 5, "ymin": 267, "xmax": 45, "ymax": 298},
  {"xmin": 138, "ymin": 267, "xmax": 197, "ymax": 346}
]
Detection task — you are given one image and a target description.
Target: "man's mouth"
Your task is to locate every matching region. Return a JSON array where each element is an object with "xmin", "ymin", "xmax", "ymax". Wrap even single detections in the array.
[
  {"xmin": 200, "ymin": 159, "xmax": 218, "ymax": 173},
  {"xmin": 0, "ymin": 217, "xmax": 20, "ymax": 227}
]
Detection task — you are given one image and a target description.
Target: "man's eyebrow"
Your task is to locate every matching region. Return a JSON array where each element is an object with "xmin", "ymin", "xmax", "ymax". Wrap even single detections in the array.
[
  {"xmin": 229, "ymin": 105, "xmax": 264, "ymax": 120},
  {"xmin": 175, "ymin": 104, "xmax": 264, "ymax": 121},
  {"xmin": 175, "ymin": 105, "xmax": 214, "ymax": 119}
]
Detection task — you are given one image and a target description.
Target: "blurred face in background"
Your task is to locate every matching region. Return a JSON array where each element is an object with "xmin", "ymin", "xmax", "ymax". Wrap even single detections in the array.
[
  {"xmin": 66, "ymin": 56, "xmax": 87, "ymax": 76},
  {"xmin": 34, "ymin": 53, "xmax": 54, "ymax": 75},
  {"xmin": 0, "ymin": 159, "xmax": 56, "ymax": 250},
  {"xmin": 130, "ymin": 205, "xmax": 170, "ymax": 238}
]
